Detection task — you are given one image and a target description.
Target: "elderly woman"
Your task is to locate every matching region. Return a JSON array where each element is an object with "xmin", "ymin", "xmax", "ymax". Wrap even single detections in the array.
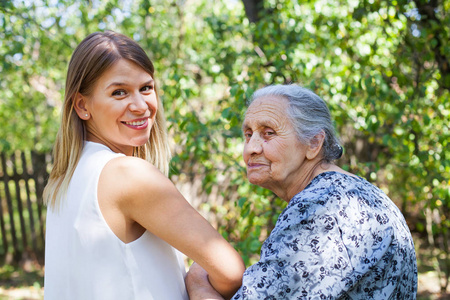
[{"xmin": 186, "ymin": 84, "xmax": 418, "ymax": 299}]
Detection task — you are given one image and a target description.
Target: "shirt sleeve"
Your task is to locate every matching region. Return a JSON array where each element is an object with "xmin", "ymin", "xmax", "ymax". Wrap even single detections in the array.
[{"xmin": 232, "ymin": 205, "xmax": 356, "ymax": 299}]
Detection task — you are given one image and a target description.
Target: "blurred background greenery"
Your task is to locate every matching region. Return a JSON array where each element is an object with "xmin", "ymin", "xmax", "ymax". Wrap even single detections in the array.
[{"xmin": 0, "ymin": 0, "xmax": 449, "ymax": 298}]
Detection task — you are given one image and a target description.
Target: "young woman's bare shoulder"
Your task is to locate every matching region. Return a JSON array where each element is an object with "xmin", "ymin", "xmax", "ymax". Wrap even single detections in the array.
[
  {"xmin": 101, "ymin": 156, "xmax": 173, "ymax": 202},
  {"xmin": 104, "ymin": 156, "xmax": 158, "ymax": 173}
]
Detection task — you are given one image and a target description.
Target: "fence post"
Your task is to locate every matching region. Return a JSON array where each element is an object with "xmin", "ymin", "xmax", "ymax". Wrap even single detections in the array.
[
  {"xmin": 0, "ymin": 191, "xmax": 8, "ymax": 260},
  {"xmin": 0, "ymin": 152, "xmax": 21, "ymax": 262},
  {"xmin": 11, "ymin": 152, "xmax": 28, "ymax": 254},
  {"xmin": 31, "ymin": 151, "xmax": 47, "ymax": 253},
  {"xmin": 22, "ymin": 152, "xmax": 38, "ymax": 254}
]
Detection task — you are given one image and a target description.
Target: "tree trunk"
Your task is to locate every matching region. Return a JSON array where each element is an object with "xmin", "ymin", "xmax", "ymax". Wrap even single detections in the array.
[{"xmin": 242, "ymin": 0, "xmax": 264, "ymax": 23}]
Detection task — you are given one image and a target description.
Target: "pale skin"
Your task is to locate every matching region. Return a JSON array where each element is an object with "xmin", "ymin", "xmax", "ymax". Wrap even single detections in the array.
[
  {"xmin": 73, "ymin": 59, "xmax": 245, "ymax": 298},
  {"xmin": 186, "ymin": 95, "xmax": 356, "ymax": 299}
]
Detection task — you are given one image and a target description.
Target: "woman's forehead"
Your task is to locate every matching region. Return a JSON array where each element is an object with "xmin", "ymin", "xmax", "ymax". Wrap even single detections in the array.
[
  {"xmin": 243, "ymin": 96, "xmax": 290, "ymax": 129},
  {"xmin": 246, "ymin": 96, "xmax": 288, "ymax": 116}
]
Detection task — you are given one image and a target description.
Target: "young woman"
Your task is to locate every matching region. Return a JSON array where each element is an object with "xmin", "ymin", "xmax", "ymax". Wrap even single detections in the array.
[{"xmin": 43, "ymin": 31, "xmax": 244, "ymax": 300}]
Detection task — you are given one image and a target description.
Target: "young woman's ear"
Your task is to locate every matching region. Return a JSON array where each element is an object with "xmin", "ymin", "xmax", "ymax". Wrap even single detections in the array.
[
  {"xmin": 73, "ymin": 93, "xmax": 90, "ymax": 120},
  {"xmin": 306, "ymin": 130, "xmax": 325, "ymax": 160}
]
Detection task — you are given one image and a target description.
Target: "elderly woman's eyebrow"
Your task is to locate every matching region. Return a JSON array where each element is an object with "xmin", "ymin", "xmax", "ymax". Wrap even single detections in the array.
[{"xmin": 242, "ymin": 119, "xmax": 278, "ymax": 131}]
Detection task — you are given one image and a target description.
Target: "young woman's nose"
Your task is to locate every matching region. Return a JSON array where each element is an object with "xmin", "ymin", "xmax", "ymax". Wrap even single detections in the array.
[{"xmin": 129, "ymin": 94, "xmax": 148, "ymax": 113}]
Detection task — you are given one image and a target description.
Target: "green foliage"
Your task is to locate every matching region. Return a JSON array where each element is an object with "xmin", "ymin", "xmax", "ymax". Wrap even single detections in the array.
[{"xmin": 0, "ymin": 0, "xmax": 449, "ymax": 288}]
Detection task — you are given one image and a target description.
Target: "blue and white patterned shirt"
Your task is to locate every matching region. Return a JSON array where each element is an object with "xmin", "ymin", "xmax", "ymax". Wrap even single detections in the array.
[{"xmin": 232, "ymin": 171, "xmax": 417, "ymax": 299}]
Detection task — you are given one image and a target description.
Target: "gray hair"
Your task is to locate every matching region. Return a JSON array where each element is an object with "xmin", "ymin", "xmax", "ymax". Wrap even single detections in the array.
[{"xmin": 248, "ymin": 84, "xmax": 343, "ymax": 162}]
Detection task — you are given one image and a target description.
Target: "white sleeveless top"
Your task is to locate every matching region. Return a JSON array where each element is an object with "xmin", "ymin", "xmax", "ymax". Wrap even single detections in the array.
[{"xmin": 44, "ymin": 141, "xmax": 188, "ymax": 300}]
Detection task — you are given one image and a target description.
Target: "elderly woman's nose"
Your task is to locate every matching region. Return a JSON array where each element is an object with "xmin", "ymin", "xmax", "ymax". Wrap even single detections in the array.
[{"xmin": 246, "ymin": 133, "xmax": 263, "ymax": 154}]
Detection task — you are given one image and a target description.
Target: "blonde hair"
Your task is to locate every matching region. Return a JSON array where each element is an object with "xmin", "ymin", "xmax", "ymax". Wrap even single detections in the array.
[{"xmin": 43, "ymin": 31, "xmax": 171, "ymax": 210}]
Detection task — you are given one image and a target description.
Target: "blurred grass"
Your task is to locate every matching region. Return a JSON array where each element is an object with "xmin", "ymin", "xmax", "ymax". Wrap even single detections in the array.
[{"xmin": 0, "ymin": 262, "xmax": 43, "ymax": 300}]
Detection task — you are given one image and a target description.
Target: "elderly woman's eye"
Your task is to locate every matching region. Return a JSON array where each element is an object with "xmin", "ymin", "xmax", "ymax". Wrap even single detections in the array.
[{"xmin": 265, "ymin": 130, "xmax": 275, "ymax": 136}]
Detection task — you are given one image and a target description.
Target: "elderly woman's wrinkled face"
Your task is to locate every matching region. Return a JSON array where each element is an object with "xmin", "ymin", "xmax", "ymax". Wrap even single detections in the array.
[{"xmin": 242, "ymin": 96, "xmax": 308, "ymax": 193}]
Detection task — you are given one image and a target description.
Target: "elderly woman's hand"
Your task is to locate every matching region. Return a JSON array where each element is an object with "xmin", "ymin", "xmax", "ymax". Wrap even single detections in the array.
[{"xmin": 185, "ymin": 263, "xmax": 226, "ymax": 300}]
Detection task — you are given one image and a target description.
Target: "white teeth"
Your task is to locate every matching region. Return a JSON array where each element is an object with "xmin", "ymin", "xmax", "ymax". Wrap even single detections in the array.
[{"xmin": 125, "ymin": 120, "xmax": 146, "ymax": 126}]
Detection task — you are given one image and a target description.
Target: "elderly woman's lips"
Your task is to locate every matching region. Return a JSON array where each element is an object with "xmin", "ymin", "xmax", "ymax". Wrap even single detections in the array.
[{"xmin": 247, "ymin": 163, "xmax": 267, "ymax": 168}]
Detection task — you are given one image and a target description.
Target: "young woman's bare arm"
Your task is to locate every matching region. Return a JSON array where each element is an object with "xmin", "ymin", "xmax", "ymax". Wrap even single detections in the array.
[{"xmin": 98, "ymin": 156, "xmax": 244, "ymax": 298}]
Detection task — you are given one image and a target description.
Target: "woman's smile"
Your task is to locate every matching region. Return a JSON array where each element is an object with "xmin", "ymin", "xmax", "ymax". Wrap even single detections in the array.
[{"xmin": 121, "ymin": 117, "xmax": 150, "ymax": 129}]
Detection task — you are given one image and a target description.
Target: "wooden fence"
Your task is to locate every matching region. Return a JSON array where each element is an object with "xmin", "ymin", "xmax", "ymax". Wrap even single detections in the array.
[{"xmin": 0, "ymin": 150, "xmax": 50, "ymax": 265}]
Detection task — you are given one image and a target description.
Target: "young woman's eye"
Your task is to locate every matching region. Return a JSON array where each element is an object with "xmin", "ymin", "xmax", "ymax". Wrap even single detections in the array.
[
  {"xmin": 112, "ymin": 89, "xmax": 126, "ymax": 96},
  {"xmin": 141, "ymin": 85, "xmax": 154, "ymax": 92}
]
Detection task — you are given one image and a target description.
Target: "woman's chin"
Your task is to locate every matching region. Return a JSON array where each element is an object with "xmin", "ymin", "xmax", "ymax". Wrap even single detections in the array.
[
  {"xmin": 247, "ymin": 175, "xmax": 268, "ymax": 188},
  {"xmin": 130, "ymin": 137, "xmax": 149, "ymax": 147}
]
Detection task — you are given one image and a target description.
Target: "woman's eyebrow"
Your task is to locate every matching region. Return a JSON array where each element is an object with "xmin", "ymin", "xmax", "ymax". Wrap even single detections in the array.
[
  {"xmin": 106, "ymin": 82, "xmax": 128, "ymax": 89},
  {"xmin": 242, "ymin": 119, "xmax": 277, "ymax": 131},
  {"xmin": 106, "ymin": 79, "xmax": 154, "ymax": 90},
  {"xmin": 142, "ymin": 79, "xmax": 154, "ymax": 86}
]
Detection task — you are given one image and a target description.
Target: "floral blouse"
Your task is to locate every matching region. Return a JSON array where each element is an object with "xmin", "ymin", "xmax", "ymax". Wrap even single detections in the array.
[{"xmin": 232, "ymin": 172, "xmax": 417, "ymax": 299}]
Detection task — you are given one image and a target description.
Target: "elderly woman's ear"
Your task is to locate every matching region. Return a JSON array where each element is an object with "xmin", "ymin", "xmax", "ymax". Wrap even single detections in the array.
[{"xmin": 306, "ymin": 131, "xmax": 325, "ymax": 160}]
